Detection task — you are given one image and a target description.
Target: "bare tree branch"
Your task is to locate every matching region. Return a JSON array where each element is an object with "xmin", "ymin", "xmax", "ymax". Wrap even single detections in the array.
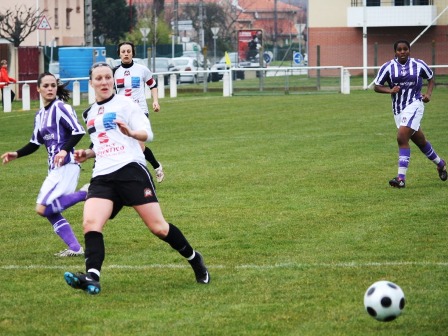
[{"xmin": 0, "ymin": 5, "xmax": 41, "ymax": 47}]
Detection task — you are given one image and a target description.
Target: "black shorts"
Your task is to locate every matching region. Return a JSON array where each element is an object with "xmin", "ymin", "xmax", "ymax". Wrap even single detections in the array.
[{"xmin": 87, "ymin": 162, "xmax": 158, "ymax": 219}]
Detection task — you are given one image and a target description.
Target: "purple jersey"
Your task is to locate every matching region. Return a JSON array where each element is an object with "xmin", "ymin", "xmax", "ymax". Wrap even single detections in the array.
[
  {"xmin": 30, "ymin": 99, "xmax": 85, "ymax": 171},
  {"xmin": 374, "ymin": 57, "xmax": 433, "ymax": 115}
]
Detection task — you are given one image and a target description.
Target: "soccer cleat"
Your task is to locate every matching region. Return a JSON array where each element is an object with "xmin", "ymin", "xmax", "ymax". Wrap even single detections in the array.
[
  {"xmin": 389, "ymin": 177, "xmax": 405, "ymax": 188},
  {"xmin": 437, "ymin": 160, "xmax": 447, "ymax": 181},
  {"xmin": 54, "ymin": 247, "xmax": 84, "ymax": 257},
  {"xmin": 64, "ymin": 272, "xmax": 101, "ymax": 295},
  {"xmin": 155, "ymin": 162, "xmax": 165, "ymax": 183},
  {"xmin": 188, "ymin": 251, "xmax": 210, "ymax": 284}
]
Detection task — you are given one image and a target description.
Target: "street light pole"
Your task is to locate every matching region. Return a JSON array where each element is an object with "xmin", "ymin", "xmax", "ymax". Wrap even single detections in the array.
[{"xmin": 211, "ymin": 27, "xmax": 220, "ymax": 64}]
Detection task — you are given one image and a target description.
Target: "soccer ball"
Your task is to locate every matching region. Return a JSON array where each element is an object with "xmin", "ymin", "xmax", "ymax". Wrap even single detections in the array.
[{"xmin": 364, "ymin": 280, "xmax": 405, "ymax": 322}]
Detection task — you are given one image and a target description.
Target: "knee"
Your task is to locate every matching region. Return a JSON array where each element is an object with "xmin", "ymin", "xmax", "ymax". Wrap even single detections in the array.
[
  {"xmin": 35, "ymin": 204, "xmax": 46, "ymax": 217},
  {"xmin": 396, "ymin": 134, "xmax": 409, "ymax": 147},
  {"xmin": 150, "ymin": 221, "xmax": 169, "ymax": 238},
  {"xmin": 82, "ymin": 218, "xmax": 103, "ymax": 233}
]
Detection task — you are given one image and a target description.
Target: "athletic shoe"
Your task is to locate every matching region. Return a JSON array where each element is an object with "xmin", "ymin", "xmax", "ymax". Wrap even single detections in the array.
[
  {"xmin": 54, "ymin": 247, "xmax": 84, "ymax": 257},
  {"xmin": 64, "ymin": 272, "xmax": 101, "ymax": 295},
  {"xmin": 155, "ymin": 163, "xmax": 165, "ymax": 183},
  {"xmin": 389, "ymin": 177, "xmax": 405, "ymax": 188},
  {"xmin": 188, "ymin": 251, "xmax": 210, "ymax": 284},
  {"xmin": 437, "ymin": 160, "xmax": 447, "ymax": 181}
]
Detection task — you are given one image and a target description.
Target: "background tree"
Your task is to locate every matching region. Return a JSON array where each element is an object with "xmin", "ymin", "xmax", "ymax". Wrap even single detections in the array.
[
  {"xmin": 0, "ymin": 5, "xmax": 40, "ymax": 47},
  {"xmin": 181, "ymin": 4, "xmax": 227, "ymax": 52},
  {"xmin": 154, "ymin": 0, "xmax": 165, "ymax": 16},
  {"xmin": 92, "ymin": 0, "xmax": 137, "ymax": 45}
]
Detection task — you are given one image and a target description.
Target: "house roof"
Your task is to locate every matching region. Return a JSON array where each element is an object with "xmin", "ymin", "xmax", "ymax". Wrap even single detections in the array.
[{"xmin": 129, "ymin": 0, "xmax": 305, "ymax": 36}]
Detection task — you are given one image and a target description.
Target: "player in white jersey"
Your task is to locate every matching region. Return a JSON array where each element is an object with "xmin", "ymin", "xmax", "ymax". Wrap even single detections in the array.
[
  {"xmin": 63, "ymin": 62, "xmax": 210, "ymax": 295},
  {"xmin": 114, "ymin": 41, "xmax": 165, "ymax": 183},
  {"xmin": 374, "ymin": 40, "xmax": 446, "ymax": 188},
  {"xmin": 1, "ymin": 73, "xmax": 87, "ymax": 256}
]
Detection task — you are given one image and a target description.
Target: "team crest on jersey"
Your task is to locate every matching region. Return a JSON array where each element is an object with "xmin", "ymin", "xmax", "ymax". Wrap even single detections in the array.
[
  {"xmin": 98, "ymin": 106, "xmax": 105, "ymax": 115},
  {"xmin": 400, "ymin": 68, "xmax": 407, "ymax": 76},
  {"xmin": 124, "ymin": 70, "xmax": 130, "ymax": 76},
  {"xmin": 144, "ymin": 188, "xmax": 153, "ymax": 198}
]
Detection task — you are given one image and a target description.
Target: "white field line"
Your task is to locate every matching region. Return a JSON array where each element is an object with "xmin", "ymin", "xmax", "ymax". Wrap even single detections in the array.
[{"xmin": 1, "ymin": 261, "xmax": 447, "ymax": 271}]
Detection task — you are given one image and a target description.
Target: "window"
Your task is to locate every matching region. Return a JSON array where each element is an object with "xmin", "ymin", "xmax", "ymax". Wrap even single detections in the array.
[
  {"xmin": 367, "ymin": 0, "xmax": 381, "ymax": 6},
  {"xmin": 54, "ymin": 0, "xmax": 59, "ymax": 28}
]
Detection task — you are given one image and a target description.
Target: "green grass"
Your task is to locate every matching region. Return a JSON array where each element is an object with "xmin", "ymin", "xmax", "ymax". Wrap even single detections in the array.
[{"xmin": 1, "ymin": 90, "xmax": 448, "ymax": 335}]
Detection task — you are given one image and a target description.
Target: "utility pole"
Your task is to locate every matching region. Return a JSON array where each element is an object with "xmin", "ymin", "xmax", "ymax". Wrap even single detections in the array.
[
  {"xmin": 84, "ymin": 0, "xmax": 93, "ymax": 46},
  {"xmin": 273, "ymin": 0, "xmax": 278, "ymax": 61},
  {"xmin": 199, "ymin": 0, "xmax": 205, "ymax": 48}
]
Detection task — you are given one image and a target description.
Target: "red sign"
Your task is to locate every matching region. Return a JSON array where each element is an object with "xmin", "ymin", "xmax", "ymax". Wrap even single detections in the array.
[{"xmin": 237, "ymin": 29, "xmax": 263, "ymax": 63}]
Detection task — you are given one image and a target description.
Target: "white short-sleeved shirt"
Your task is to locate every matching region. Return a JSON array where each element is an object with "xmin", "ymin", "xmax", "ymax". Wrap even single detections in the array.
[
  {"xmin": 82, "ymin": 94, "xmax": 153, "ymax": 177},
  {"xmin": 114, "ymin": 62, "xmax": 156, "ymax": 115}
]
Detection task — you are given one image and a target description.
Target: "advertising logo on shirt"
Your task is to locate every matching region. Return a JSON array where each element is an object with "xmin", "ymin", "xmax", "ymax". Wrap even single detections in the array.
[
  {"xmin": 131, "ymin": 77, "xmax": 140, "ymax": 88},
  {"xmin": 98, "ymin": 131, "xmax": 109, "ymax": 144},
  {"xmin": 87, "ymin": 118, "xmax": 96, "ymax": 135},
  {"xmin": 116, "ymin": 78, "xmax": 125, "ymax": 89}
]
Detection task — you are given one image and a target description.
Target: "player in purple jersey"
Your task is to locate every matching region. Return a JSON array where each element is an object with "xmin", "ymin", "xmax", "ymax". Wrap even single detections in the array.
[
  {"xmin": 374, "ymin": 40, "xmax": 447, "ymax": 188},
  {"xmin": 1, "ymin": 73, "xmax": 87, "ymax": 256},
  {"xmin": 63, "ymin": 62, "xmax": 209, "ymax": 295},
  {"xmin": 114, "ymin": 41, "xmax": 165, "ymax": 183}
]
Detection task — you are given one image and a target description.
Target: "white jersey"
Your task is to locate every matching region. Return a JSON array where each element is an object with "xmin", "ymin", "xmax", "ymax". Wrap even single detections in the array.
[
  {"xmin": 82, "ymin": 94, "xmax": 153, "ymax": 177},
  {"xmin": 114, "ymin": 62, "xmax": 157, "ymax": 115}
]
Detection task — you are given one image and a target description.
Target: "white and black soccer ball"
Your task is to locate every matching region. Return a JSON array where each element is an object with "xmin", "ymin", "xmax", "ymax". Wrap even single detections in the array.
[{"xmin": 364, "ymin": 280, "xmax": 405, "ymax": 322}]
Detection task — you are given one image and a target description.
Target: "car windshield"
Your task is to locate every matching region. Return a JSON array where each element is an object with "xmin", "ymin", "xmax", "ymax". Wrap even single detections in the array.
[
  {"xmin": 155, "ymin": 59, "xmax": 169, "ymax": 67},
  {"xmin": 173, "ymin": 59, "xmax": 189, "ymax": 66}
]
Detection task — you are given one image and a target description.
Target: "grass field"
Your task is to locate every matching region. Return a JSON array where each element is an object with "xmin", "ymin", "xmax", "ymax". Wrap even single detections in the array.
[{"xmin": 0, "ymin": 89, "xmax": 447, "ymax": 335}]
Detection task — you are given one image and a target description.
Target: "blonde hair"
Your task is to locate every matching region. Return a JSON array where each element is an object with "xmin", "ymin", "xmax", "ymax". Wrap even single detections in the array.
[{"xmin": 0, "ymin": 60, "xmax": 7, "ymax": 66}]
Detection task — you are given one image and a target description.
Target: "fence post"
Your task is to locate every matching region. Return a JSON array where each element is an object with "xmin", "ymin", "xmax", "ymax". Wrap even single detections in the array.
[
  {"xmin": 158, "ymin": 74, "xmax": 165, "ymax": 99},
  {"xmin": 2, "ymin": 86, "xmax": 12, "ymax": 112},
  {"xmin": 22, "ymin": 84, "xmax": 31, "ymax": 111},
  {"xmin": 223, "ymin": 72, "xmax": 230, "ymax": 97},
  {"xmin": 170, "ymin": 74, "xmax": 177, "ymax": 98},
  {"xmin": 73, "ymin": 81, "xmax": 81, "ymax": 106},
  {"xmin": 341, "ymin": 68, "xmax": 351, "ymax": 94},
  {"xmin": 88, "ymin": 84, "xmax": 95, "ymax": 104}
]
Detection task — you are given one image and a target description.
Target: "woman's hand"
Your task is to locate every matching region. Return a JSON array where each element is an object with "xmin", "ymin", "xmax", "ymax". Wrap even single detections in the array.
[
  {"xmin": 54, "ymin": 150, "xmax": 68, "ymax": 167},
  {"xmin": 74, "ymin": 149, "xmax": 95, "ymax": 163},
  {"xmin": 1, "ymin": 151, "xmax": 18, "ymax": 164}
]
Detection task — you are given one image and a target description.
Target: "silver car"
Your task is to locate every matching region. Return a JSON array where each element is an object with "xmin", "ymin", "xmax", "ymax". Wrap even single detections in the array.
[{"xmin": 169, "ymin": 57, "xmax": 207, "ymax": 84}]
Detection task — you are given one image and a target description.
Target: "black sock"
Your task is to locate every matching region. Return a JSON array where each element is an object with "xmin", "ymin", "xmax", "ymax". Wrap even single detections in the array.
[
  {"xmin": 162, "ymin": 223, "xmax": 194, "ymax": 258},
  {"xmin": 144, "ymin": 147, "xmax": 160, "ymax": 169},
  {"xmin": 84, "ymin": 231, "xmax": 105, "ymax": 281}
]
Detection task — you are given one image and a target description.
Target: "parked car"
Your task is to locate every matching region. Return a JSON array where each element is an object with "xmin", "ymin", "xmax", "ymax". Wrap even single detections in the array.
[
  {"xmin": 169, "ymin": 57, "xmax": 207, "ymax": 83},
  {"xmin": 210, "ymin": 52, "xmax": 245, "ymax": 82},
  {"xmin": 147, "ymin": 57, "xmax": 178, "ymax": 85}
]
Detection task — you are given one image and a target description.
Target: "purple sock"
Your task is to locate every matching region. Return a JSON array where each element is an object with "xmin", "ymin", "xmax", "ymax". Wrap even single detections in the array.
[
  {"xmin": 47, "ymin": 213, "xmax": 81, "ymax": 251},
  {"xmin": 43, "ymin": 191, "xmax": 87, "ymax": 217},
  {"xmin": 398, "ymin": 148, "xmax": 411, "ymax": 180},
  {"xmin": 419, "ymin": 141, "xmax": 444, "ymax": 167}
]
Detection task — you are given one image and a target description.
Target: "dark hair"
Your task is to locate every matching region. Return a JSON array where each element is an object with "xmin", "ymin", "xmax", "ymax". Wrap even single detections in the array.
[
  {"xmin": 117, "ymin": 41, "xmax": 135, "ymax": 57},
  {"xmin": 394, "ymin": 40, "xmax": 410, "ymax": 51},
  {"xmin": 89, "ymin": 62, "xmax": 112, "ymax": 79},
  {"xmin": 37, "ymin": 72, "xmax": 71, "ymax": 102}
]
